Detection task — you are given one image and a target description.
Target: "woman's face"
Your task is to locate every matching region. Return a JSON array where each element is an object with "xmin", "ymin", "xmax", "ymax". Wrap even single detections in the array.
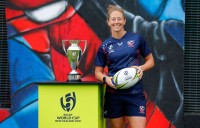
[{"xmin": 107, "ymin": 11, "xmax": 126, "ymax": 33}]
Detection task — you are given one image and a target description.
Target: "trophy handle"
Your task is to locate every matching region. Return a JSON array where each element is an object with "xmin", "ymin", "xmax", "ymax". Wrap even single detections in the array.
[
  {"xmin": 81, "ymin": 40, "xmax": 87, "ymax": 55},
  {"xmin": 62, "ymin": 40, "xmax": 68, "ymax": 55}
]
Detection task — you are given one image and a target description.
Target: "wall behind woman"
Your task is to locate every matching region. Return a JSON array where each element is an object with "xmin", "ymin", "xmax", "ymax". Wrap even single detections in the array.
[{"xmin": 0, "ymin": 0, "xmax": 184, "ymax": 128}]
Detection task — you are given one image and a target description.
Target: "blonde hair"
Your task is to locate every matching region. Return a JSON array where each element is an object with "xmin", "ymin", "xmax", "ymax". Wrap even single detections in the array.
[{"xmin": 107, "ymin": 5, "xmax": 126, "ymax": 21}]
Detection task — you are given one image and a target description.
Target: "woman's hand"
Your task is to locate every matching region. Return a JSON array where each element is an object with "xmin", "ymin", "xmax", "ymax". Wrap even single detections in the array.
[
  {"xmin": 131, "ymin": 66, "xmax": 143, "ymax": 80},
  {"xmin": 105, "ymin": 76, "xmax": 117, "ymax": 89}
]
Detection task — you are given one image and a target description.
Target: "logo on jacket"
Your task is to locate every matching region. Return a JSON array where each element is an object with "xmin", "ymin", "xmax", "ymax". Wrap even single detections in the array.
[
  {"xmin": 60, "ymin": 92, "xmax": 76, "ymax": 112},
  {"xmin": 117, "ymin": 42, "xmax": 123, "ymax": 46},
  {"xmin": 108, "ymin": 44, "xmax": 114, "ymax": 53},
  {"xmin": 127, "ymin": 40, "xmax": 135, "ymax": 47}
]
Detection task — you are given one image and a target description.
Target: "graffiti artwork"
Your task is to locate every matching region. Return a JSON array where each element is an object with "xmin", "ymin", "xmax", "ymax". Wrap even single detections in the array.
[{"xmin": 0, "ymin": 0, "xmax": 184, "ymax": 128}]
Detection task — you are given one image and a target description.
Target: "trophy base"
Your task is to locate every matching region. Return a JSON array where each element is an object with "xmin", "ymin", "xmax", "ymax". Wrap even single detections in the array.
[{"xmin": 67, "ymin": 74, "xmax": 81, "ymax": 82}]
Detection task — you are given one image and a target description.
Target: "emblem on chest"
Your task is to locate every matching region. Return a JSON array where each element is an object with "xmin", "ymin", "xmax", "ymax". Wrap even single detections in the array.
[
  {"xmin": 108, "ymin": 44, "xmax": 114, "ymax": 53},
  {"xmin": 127, "ymin": 40, "xmax": 135, "ymax": 47}
]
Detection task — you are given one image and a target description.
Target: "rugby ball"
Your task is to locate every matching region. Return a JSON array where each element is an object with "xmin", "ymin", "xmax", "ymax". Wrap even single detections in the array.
[{"xmin": 112, "ymin": 67, "xmax": 139, "ymax": 89}]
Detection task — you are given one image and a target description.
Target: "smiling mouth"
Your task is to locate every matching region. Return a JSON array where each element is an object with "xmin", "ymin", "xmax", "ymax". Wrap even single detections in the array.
[
  {"xmin": 113, "ymin": 25, "xmax": 121, "ymax": 29},
  {"xmin": 25, "ymin": 0, "xmax": 68, "ymax": 23}
]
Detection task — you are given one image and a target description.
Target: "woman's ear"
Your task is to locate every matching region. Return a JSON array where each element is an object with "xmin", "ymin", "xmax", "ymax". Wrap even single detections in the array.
[
  {"xmin": 123, "ymin": 19, "xmax": 126, "ymax": 25},
  {"xmin": 107, "ymin": 19, "xmax": 111, "ymax": 27}
]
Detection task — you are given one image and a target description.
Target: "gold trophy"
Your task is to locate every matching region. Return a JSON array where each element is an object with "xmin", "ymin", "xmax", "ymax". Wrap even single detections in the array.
[{"xmin": 62, "ymin": 40, "xmax": 87, "ymax": 82}]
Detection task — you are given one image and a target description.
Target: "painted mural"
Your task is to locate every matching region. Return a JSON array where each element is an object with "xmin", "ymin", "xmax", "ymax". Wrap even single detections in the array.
[{"xmin": 0, "ymin": 0, "xmax": 184, "ymax": 128}]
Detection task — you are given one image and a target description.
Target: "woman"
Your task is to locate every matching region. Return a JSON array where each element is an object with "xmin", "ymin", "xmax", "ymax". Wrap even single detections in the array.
[{"xmin": 95, "ymin": 5, "xmax": 154, "ymax": 128}]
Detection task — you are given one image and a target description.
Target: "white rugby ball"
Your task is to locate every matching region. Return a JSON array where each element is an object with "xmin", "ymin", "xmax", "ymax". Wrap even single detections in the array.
[{"xmin": 112, "ymin": 67, "xmax": 139, "ymax": 89}]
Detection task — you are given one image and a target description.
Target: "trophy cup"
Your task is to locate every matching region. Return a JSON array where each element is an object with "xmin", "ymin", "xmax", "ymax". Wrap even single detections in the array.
[{"xmin": 62, "ymin": 40, "xmax": 87, "ymax": 82}]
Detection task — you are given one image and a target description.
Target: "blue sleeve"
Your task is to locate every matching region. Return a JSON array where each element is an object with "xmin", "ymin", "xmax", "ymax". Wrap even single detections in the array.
[
  {"xmin": 139, "ymin": 35, "xmax": 152, "ymax": 57},
  {"xmin": 95, "ymin": 46, "xmax": 107, "ymax": 68}
]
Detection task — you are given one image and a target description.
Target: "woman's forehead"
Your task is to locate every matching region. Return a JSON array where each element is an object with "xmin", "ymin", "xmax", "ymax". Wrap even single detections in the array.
[{"xmin": 110, "ymin": 11, "xmax": 123, "ymax": 17}]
